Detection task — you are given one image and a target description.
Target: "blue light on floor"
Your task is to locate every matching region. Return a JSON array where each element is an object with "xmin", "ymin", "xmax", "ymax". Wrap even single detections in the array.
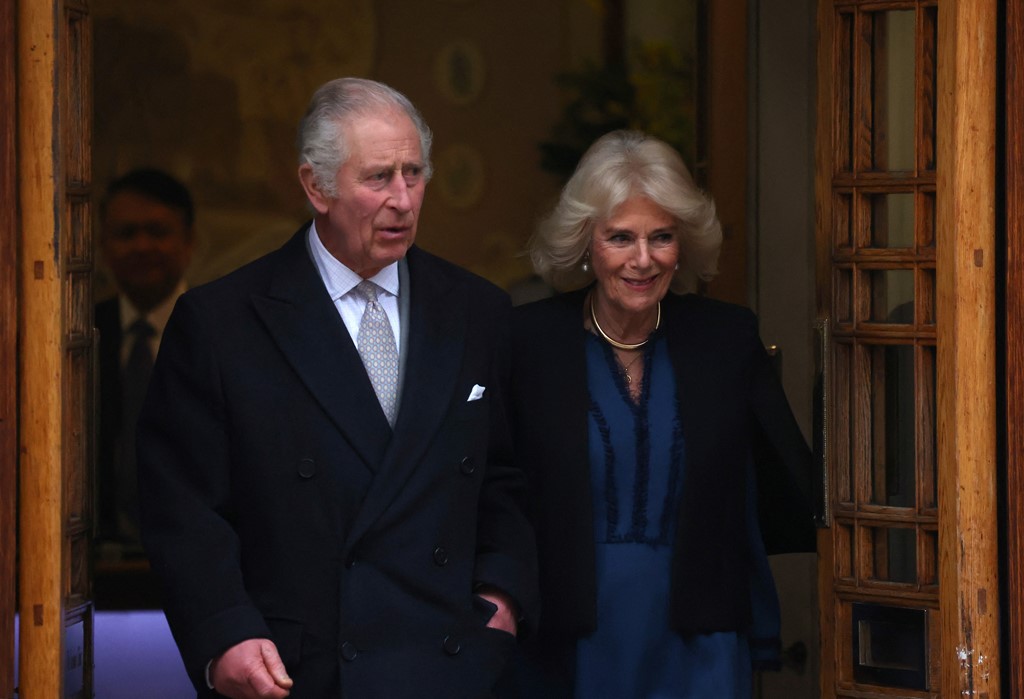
[{"xmin": 14, "ymin": 610, "xmax": 195, "ymax": 698}]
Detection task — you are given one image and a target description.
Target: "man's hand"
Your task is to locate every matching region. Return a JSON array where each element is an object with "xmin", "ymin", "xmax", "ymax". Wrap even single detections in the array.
[
  {"xmin": 210, "ymin": 638, "xmax": 293, "ymax": 699},
  {"xmin": 476, "ymin": 586, "xmax": 519, "ymax": 637}
]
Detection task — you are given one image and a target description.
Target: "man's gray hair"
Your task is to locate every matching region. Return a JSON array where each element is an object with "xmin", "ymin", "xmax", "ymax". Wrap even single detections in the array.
[{"xmin": 297, "ymin": 77, "xmax": 434, "ymax": 197}]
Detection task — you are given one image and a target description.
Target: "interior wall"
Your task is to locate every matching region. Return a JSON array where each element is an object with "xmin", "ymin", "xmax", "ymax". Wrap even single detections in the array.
[
  {"xmin": 749, "ymin": 1, "xmax": 818, "ymax": 698},
  {"xmin": 91, "ymin": 0, "xmax": 570, "ymax": 296},
  {"xmin": 371, "ymin": 1, "xmax": 566, "ymax": 287},
  {"xmin": 704, "ymin": 0, "xmax": 749, "ymax": 304},
  {"xmin": 91, "ymin": 0, "xmax": 751, "ymax": 298}
]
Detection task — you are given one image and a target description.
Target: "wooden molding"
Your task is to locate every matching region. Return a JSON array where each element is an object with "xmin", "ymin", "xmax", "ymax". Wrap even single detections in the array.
[
  {"xmin": 18, "ymin": 0, "xmax": 96, "ymax": 693},
  {"xmin": 1004, "ymin": 0, "xmax": 1024, "ymax": 695},
  {"xmin": 17, "ymin": 0, "xmax": 65, "ymax": 695},
  {"xmin": 936, "ymin": 0, "xmax": 1001, "ymax": 697},
  {"xmin": 814, "ymin": 1, "xmax": 835, "ymax": 696},
  {"xmin": 0, "ymin": 0, "xmax": 17, "ymax": 693}
]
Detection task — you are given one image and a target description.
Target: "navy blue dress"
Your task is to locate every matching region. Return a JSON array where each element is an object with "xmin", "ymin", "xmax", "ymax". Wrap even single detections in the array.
[{"xmin": 574, "ymin": 333, "xmax": 780, "ymax": 699}]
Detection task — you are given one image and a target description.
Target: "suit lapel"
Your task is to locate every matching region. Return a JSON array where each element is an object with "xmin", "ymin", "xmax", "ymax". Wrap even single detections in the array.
[
  {"xmin": 390, "ymin": 248, "xmax": 464, "ymax": 448},
  {"xmin": 345, "ymin": 247, "xmax": 465, "ymax": 547},
  {"xmin": 252, "ymin": 227, "xmax": 391, "ymax": 471}
]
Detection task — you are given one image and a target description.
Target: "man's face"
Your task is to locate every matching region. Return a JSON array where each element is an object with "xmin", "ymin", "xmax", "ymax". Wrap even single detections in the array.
[
  {"xmin": 302, "ymin": 110, "xmax": 427, "ymax": 278},
  {"xmin": 101, "ymin": 191, "xmax": 194, "ymax": 312}
]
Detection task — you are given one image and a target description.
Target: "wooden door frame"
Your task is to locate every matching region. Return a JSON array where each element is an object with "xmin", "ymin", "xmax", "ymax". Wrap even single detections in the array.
[
  {"xmin": 18, "ymin": 0, "xmax": 65, "ymax": 692},
  {"xmin": 936, "ymin": 1, "xmax": 1000, "ymax": 696},
  {"xmin": 1003, "ymin": 0, "xmax": 1024, "ymax": 696},
  {"xmin": 1, "ymin": 0, "xmax": 17, "ymax": 693},
  {"xmin": 17, "ymin": 0, "xmax": 96, "ymax": 694}
]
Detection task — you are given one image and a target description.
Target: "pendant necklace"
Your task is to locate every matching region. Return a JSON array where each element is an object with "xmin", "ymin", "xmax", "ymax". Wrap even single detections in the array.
[{"xmin": 617, "ymin": 351, "xmax": 643, "ymax": 385}]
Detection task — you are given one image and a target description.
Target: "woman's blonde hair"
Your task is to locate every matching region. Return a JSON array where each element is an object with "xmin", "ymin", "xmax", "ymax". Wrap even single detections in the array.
[{"xmin": 529, "ymin": 130, "xmax": 722, "ymax": 292}]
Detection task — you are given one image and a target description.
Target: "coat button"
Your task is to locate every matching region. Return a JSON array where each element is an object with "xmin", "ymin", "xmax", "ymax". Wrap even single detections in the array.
[
  {"xmin": 459, "ymin": 456, "xmax": 475, "ymax": 475},
  {"xmin": 340, "ymin": 641, "xmax": 358, "ymax": 661},
  {"xmin": 298, "ymin": 458, "xmax": 316, "ymax": 479},
  {"xmin": 432, "ymin": 547, "xmax": 449, "ymax": 566},
  {"xmin": 442, "ymin": 635, "xmax": 462, "ymax": 656}
]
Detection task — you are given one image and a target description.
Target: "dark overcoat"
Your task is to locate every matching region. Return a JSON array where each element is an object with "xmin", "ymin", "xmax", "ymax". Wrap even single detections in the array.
[{"xmin": 138, "ymin": 226, "xmax": 538, "ymax": 698}]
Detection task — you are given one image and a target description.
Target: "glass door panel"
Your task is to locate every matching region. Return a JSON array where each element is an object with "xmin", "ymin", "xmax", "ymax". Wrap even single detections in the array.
[
  {"xmin": 866, "ymin": 269, "xmax": 915, "ymax": 323},
  {"xmin": 871, "ymin": 10, "xmax": 916, "ymax": 172},
  {"xmin": 864, "ymin": 524, "xmax": 917, "ymax": 584},
  {"xmin": 868, "ymin": 193, "xmax": 915, "ymax": 249},
  {"xmin": 866, "ymin": 343, "xmax": 915, "ymax": 508}
]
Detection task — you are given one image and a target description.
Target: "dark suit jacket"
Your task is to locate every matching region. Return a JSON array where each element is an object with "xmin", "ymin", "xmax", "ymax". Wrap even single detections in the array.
[
  {"xmin": 137, "ymin": 226, "xmax": 539, "ymax": 698},
  {"xmin": 508, "ymin": 288, "xmax": 815, "ymax": 689},
  {"xmin": 95, "ymin": 297, "xmax": 164, "ymax": 609},
  {"xmin": 95, "ymin": 297, "xmax": 123, "ymax": 542}
]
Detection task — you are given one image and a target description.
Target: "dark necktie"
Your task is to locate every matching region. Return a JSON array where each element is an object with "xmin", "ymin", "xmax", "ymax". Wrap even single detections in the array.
[{"xmin": 117, "ymin": 318, "xmax": 155, "ymax": 545}]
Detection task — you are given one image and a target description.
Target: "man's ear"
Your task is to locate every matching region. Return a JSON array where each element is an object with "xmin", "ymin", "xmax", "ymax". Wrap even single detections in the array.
[{"xmin": 298, "ymin": 164, "xmax": 330, "ymax": 215}]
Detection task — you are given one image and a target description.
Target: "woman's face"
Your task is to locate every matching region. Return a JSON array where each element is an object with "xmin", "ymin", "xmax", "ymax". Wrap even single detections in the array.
[{"xmin": 590, "ymin": 195, "xmax": 680, "ymax": 318}]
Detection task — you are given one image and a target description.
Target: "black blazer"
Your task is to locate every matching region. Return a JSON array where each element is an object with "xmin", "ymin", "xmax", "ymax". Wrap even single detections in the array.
[
  {"xmin": 509, "ymin": 288, "xmax": 815, "ymax": 644},
  {"xmin": 137, "ymin": 226, "xmax": 539, "ymax": 698},
  {"xmin": 95, "ymin": 297, "xmax": 123, "ymax": 543}
]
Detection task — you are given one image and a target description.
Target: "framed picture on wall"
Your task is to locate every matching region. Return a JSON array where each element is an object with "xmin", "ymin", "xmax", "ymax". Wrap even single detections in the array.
[{"xmin": 434, "ymin": 41, "xmax": 486, "ymax": 106}]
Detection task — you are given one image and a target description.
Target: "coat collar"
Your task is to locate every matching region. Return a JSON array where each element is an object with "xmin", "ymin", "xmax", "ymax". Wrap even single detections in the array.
[
  {"xmin": 252, "ymin": 225, "xmax": 391, "ymax": 469},
  {"xmin": 251, "ymin": 226, "xmax": 468, "ymax": 542}
]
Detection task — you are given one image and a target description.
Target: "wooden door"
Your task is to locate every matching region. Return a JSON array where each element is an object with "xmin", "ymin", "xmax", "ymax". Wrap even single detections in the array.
[
  {"xmin": 1004, "ymin": 0, "xmax": 1024, "ymax": 696},
  {"xmin": 1, "ymin": 0, "xmax": 17, "ymax": 694},
  {"xmin": 17, "ymin": 0, "xmax": 96, "ymax": 696},
  {"xmin": 815, "ymin": 0, "xmax": 999, "ymax": 697}
]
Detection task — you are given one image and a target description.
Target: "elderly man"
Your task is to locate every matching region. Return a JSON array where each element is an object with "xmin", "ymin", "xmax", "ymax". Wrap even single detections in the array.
[{"xmin": 137, "ymin": 78, "xmax": 537, "ymax": 698}]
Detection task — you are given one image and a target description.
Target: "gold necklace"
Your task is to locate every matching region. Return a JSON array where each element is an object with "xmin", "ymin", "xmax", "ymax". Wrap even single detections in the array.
[
  {"xmin": 590, "ymin": 298, "xmax": 661, "ymax": 351},
  {"xmin": 616, "ymin": 351, "xmax": 643, "ymax": 384}
]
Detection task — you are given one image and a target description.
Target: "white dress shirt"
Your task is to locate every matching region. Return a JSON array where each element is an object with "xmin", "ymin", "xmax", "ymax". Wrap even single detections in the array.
[{"xmin": 307, "ymin": 221, "xmax": 401, "ymax": 349}]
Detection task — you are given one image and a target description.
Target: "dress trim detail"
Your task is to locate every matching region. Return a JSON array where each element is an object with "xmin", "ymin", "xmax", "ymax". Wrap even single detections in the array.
[{"xmin": 589, "ymin": 333, "xmax": 683, "ymax": 546}]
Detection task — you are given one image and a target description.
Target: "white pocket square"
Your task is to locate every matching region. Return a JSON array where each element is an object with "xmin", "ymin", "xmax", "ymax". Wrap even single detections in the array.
[{"xmin": 467, "ymin": 384, "xmax": 486, "ymax": 402}]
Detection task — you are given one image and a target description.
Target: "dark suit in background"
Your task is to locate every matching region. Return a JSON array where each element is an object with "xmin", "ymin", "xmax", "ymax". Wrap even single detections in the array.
[
  {"xmin": 94, "ymin": 169, "xmax": 195, "ymax": 610},
  {"xmin": 95, "ymin": 292, "xmax": 183, "ymax": 548},
  {"xmin": 95, "ymin": 296, "xmax": 123, "ymax": 543}
]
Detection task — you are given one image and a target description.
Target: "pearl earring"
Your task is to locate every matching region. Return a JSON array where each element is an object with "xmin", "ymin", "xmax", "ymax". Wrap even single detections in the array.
[{"xmin": 581, "ymin": 252, "xmax": 591, "ymax": 273}]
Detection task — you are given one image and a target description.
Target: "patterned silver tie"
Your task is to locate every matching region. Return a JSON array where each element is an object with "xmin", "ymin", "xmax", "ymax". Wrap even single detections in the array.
[{"xmin": 355, "ymin": 280, "xmax": 399, "ymax": 426}]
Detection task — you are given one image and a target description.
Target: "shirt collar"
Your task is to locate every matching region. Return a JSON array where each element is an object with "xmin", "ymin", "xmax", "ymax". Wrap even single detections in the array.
[
  {"xmin": 308, "ymin": 221, "xmax": 400, "ymax": 299},
  {"xmin": 118, "ymin": 279, "xmax": 186, "ymax": 334}
]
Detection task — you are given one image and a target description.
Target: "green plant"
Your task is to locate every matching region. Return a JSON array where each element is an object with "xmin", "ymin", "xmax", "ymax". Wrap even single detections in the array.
[{"xmin": 540, "ymin": 41, "xmax": 696, "ymax": 178}]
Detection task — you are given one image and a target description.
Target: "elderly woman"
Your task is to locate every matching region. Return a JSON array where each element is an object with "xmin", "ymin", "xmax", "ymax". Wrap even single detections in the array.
[{"xmin": 507, "ymin": 130, "xmax": 815, "ymax": 698}]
